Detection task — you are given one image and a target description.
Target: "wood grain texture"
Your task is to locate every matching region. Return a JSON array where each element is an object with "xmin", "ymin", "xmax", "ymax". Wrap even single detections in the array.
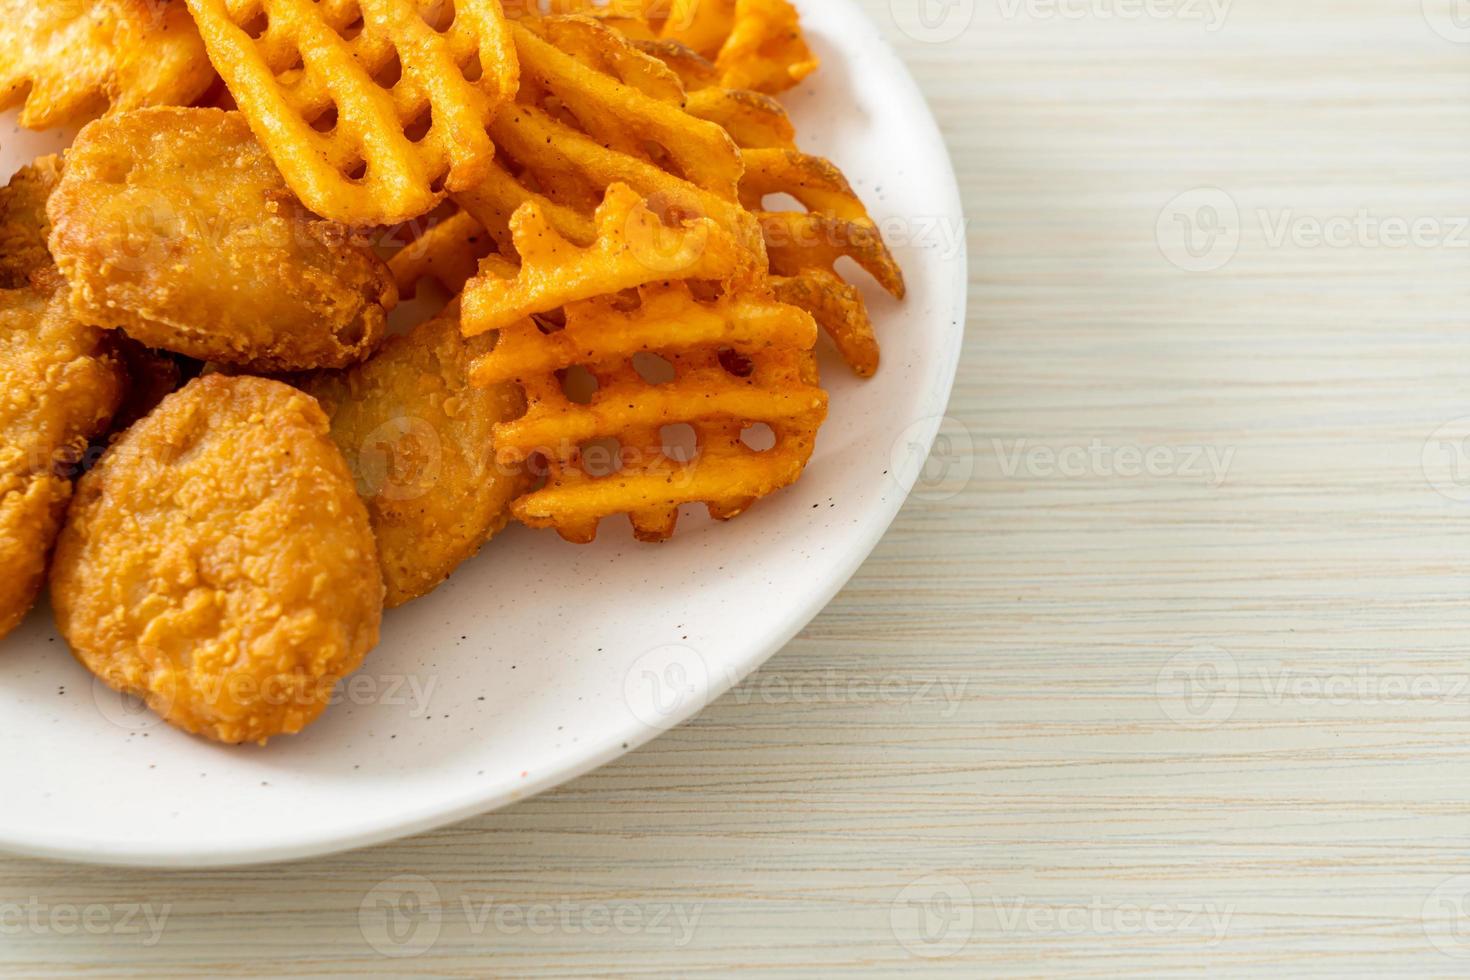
[{"xmin": 6, "ymin": 0, "xmax": 1470, "ymax": 974}]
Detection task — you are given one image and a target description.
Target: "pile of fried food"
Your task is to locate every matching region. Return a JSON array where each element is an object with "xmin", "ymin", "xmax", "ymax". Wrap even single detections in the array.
[{"xmin": 0, "ymin": 0, "xmax": 903, "ymax": 744}]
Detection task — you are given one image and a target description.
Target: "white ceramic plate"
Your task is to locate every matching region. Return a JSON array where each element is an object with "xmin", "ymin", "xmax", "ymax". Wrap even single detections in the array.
[{"xmin": 0, "ymin": 0, "xmax": 965, "ymax": 868}]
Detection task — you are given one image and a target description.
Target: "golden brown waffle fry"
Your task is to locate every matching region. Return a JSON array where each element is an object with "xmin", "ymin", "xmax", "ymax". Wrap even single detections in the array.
[
  {"xmin": 0, "ymin": 0, "xmax": 215, "ymax": 129},
  {"xmin": 185, "ymin": 0, "xmax": 518, "ymax": 224},
  {"xmin": 714, "ymin": 0, "xmax": 816, "ymax": 93},
  {"xmin": 685, "ymin": 86, "xmax": 793, "ymax": 148},
  {"xmin": 453, "ymin": 158, "xmax": 597, "ymax": 252},
  {"xmin": 743, "ymin": 149, "xmax": 903, "ymax": 296},
  {"xmin": 656, "ymin": 0, "xmax": 813, "ymax": 93},
  {"xmin": 529, "ymin": 15, "xmax": 685, "ymax": 103},
  {"xmin": 630, "ymin": 38, "xmax": 720, "ymax": 90},
  {"xmin": 488, "ymin": 103, "xmax": 762, "ymax": 249},
  {"xmin": 462, "ymin": 182, "xmax": 757, "ymax": 336},
  {"xmin": 0, "ymin": 156, "xmax": 63, "ymax": 289},
  {"xmin": 511, "ymin": 18, "xmax": 741, "ymax": 198},
  {"xmin": 472, "ymin": 281, "xmax": 827, "ymax": 542},
  {"xmin": 388, "ymin": 208, "xmax": 495, "ymax": 298},
  {"xmin": 739, "ymin": 148, "xmax": 903, "ymax": 377}
]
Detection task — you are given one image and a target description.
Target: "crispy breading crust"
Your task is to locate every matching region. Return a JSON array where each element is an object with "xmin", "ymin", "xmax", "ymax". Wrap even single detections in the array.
[
  {"xmin": 0, "ymin": 0, "xmax": 215, "ymax": 130},
  {"xmin": 302, "ymin": 309, "xmax": 528, "ymax": 607},
  {"xmin": 0, "ymin": 156, "xmax": 63, "ymax": 289},
  {"xmin": 0, "ymin": 275, "xmax": 126, "ymax": 638},
  {"xmin": 48, "ymin": 107, "xmax": 398, "ymax": 372},
  {"xmin": 50, "ymin": 375, "xmax": 385, "ymax": 744}
]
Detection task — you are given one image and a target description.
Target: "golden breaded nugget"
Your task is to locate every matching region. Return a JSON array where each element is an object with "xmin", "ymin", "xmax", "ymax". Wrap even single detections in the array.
[
  {"xmin": 186, "ymin": 0, "xmax": 518, "ymax": 224},
  {"xmin": 0, "ymin": 274, "xmax": 126, "ymax": 639},
  {"xmin": 302, "ymin": 308, "xmax": 527, "ymax": 606},
  {"xmin": 0, "ymin": 156, "xmax": 63, "ymax": 289},
  {"xmin": 51, "ymin": 375, "xmax": 384, "ymax": 744},
  {"xmin": 49, "ymin": 108, "xmax": 397, "ymax": 372},
  {"xmin": 0, "ymin": 0, "xmax": 215, "ymax": 129}
]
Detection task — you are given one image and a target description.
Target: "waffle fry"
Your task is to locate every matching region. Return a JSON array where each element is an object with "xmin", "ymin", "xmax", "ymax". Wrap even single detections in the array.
[
  {"xmin": 387, "ymin": 208, "xmax": 495, "ymax": 298},
  {"xmin": 656, "ymin": 0, "xmax": 814, "ymax": 93},
  {"xmin": 739, "ymin": 148, "xmax": 903, "ymax": 377},
  {"xmin": 714, "ymin": 0, "xmax": 816, "ymax": 93},
  {"xmin": 0, "ymin": 0, "xmax": 216, "ymax": 129},
  {"xmin": 472, "ymin": 281, "xmax": 827, "ymax": 542},
  {"xmin": 185, "ymin": 0, "xmax": 518, "ymax": 224},
  {"xmin": 462, "ymin": 182, "xmax": 758, "ymax": 336},
  {"xmin": 511, "ymin": 18, "xmax": 741, "ymax": 198}
]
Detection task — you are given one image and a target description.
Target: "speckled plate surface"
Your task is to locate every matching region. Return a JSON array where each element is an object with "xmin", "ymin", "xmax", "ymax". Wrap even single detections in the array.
[{"xmin": 0, "ymin": 0, "xmax": 965, "ymax": 868}]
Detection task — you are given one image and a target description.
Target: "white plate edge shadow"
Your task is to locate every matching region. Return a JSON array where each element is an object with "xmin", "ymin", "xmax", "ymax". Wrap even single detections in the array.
[{"xmin": 0, "ymin": 0, "xmax": 967, "ymax": 868}]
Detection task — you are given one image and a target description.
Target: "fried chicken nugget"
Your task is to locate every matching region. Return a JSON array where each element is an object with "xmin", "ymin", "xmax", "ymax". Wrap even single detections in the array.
[
  {"xmin": 50, "ymin": 375, "xmax": 385, "ymax": 744},
  {"xmin": 0, "ymin": 156, "xmax": 63, "ymax": 289},
  {"xmin": 48, "ymin": 107, "xmax": 398, "ymax": 373},
  {"xmin": 301, "ymin": 309, "xmax": 528, "ymax": 607},
  {"xmin": 0, "ymin": 273, "xmax": 126, "ymax": 639}
]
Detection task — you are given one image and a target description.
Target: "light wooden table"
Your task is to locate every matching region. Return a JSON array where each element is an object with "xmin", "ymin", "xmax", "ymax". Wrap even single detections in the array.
[{"xmin": 8, "ymin": 0, "xmax": 1470, "ymax": 974}]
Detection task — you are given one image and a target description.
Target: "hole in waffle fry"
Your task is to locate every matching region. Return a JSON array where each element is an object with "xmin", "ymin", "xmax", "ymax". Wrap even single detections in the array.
[
  {"xmin": 342, "ymin": 14, "xmax": 366, "ymax": 40},
  {"xmin": 718, "ymin": 347, "xmax": 754, "ymax": 378},
  {"xmin": 377, "ymin": 51, "xmax": 403, "ymax": 88},
  {"xmin": 532, "ymin": 311, "xmax": 566, "ymax": 334},
  {"xmin": 632, "ymin": 352, "xmax": 676, "ymax": 385},
  {"xmin": 347, "ymin": 159, "xmax": 368, "ymax": 181},
  {"xmin": 405, "ymin": 108, "xmax": 434, "ymax": 143},
  {"xmin": 579, "ymin": 437, "xmax": 624, "ymax": 478},
  {"xmin": 462, "ymin": 52, "xmax": 484, "ymax": 81},
  {"xmin": 740, "ymin": 423, "xmax": 776, "ymax": 453},
  {"xmin": 243, "ymin": 10, "xmax": 268, "ymax": 38},
  {"xmin": 762, "ymin": 192, "xmax": 803, "ymax": 213},
  {"xmin": 421, "ymin": 0, "xmax": 457, "ymax": 31},
  {"xmin": 660, "ymin": 424, "xmax": 699, "ymax": 463},
  {"xmin": 559, "ymin": 365, "xmax": 600, "ymax": 404},
  {"xmin": 311, "ymin": 105, "xmax": 339, "ymax": 134}
]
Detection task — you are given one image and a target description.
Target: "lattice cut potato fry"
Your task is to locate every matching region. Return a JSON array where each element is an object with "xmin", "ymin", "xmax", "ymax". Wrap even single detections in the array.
[
  {"xmin": 657, "ymin": 0, "xmax": 814, "ymax": 93},
  {"xmin": 472, "ymin": 281, "xmax": 827, "ymax": 543},
  {"xmin": 486, "ymin": 103, "xmax": 759, "ymax": 247},
  {"xmin": 185, "ymin": 0, "xmax": 518, "ymax": 223},
  {"xmin": 511, "ymin": 17, "xmax": 741, "ymax": 199},
  {"xmin": 740, "ymin": 148, "xmax": 904, "ymax": 377},
  {"xmin": 0, "ymin": 0, "xmax": 216, "ymax": 129},
  {"xmin": 387, "ymin": 207, "xmax": 495, "ymax": 298},
  {"xmin": 713, "ymin": 0, "xmax": 816, "ymax": 93},
  {"xmin": 461, "ymin": 182, "xmax": 759, "ymax": 336}
]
